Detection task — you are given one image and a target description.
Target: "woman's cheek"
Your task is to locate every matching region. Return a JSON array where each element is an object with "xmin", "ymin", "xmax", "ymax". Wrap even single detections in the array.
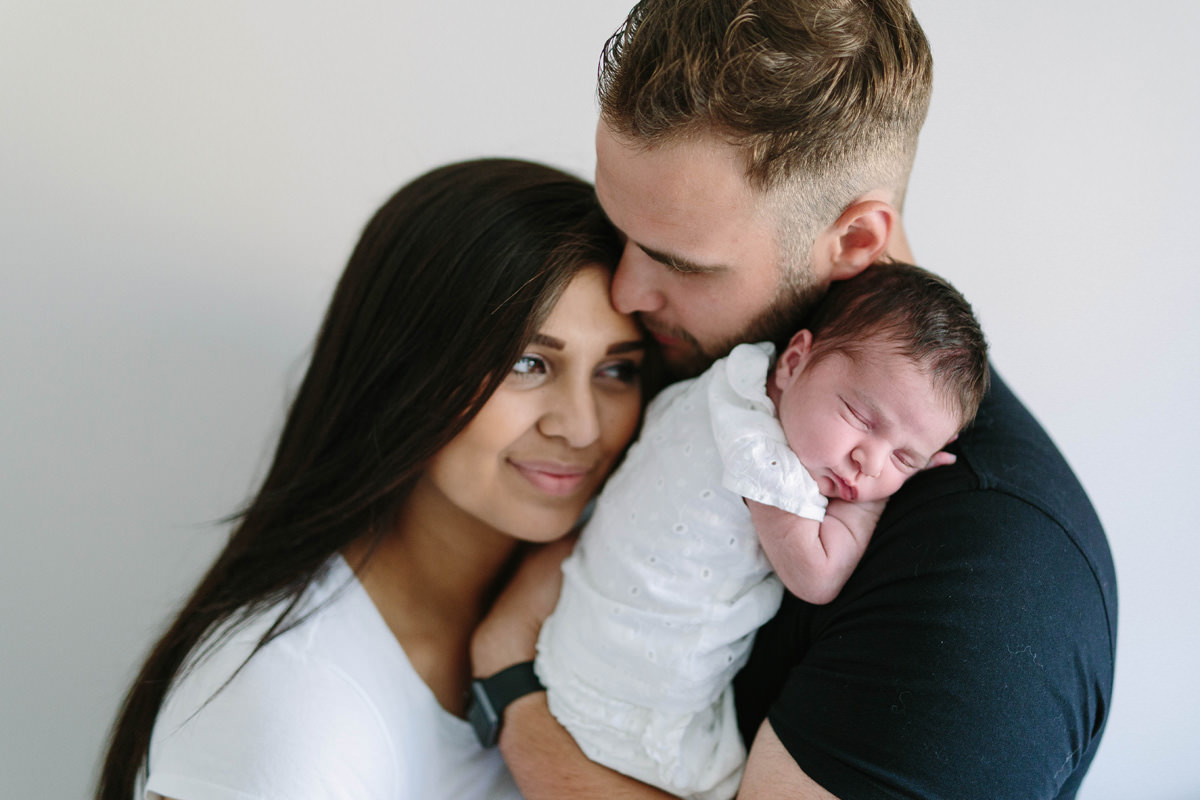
[{"xmin": 607, "ymin": 394, "xmax": 642, "ymax": 454}]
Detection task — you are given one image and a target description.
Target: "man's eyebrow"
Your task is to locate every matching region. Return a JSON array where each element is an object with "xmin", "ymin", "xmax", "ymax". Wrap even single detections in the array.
[
  {"xmin": 635, "ymin": 242, "xmax": 726, "ymax": 275},
  {"xmin": 594, "ymin": 202, "xmax": 725, "ymax": 275}
]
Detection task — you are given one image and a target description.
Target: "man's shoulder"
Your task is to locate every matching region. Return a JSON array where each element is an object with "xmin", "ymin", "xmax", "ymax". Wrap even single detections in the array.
[
  {"xmin": 886, "ymin": 369, "xmax": 1114, "ymax": 605},
  {"xmin": 947, "ymin": 369, "xmax": 1097, "ymax": 524},
  {"xmin": 735, "ymin": 370, "xmax": 1118, "ymax": 798}
]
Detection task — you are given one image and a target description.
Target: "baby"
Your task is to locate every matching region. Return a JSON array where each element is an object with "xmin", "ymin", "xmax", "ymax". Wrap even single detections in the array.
[{"xmin": 535, "ymin": 262, "xmax": 990, "ymax": 799}]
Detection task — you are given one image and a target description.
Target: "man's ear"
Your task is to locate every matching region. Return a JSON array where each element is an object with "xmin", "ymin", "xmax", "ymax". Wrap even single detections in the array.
[
  {"xmin": 774, "ymin": 329, "xmax": 813, "ymax": 392},
  {"xmin": 925, "ymin": 451, "xmax": 957, "ymax": 470},
  {"xmin": 825, "ymin": 200, "xmax": 896, "ymax": 281}
]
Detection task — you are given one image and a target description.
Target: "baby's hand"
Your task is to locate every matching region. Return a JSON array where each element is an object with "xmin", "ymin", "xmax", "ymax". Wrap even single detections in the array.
[
  {"xmin": 823, "ymin": 497, "xmax": 887, "ymax": 549},
  {"xmin": 827, "ymin": 496, "xmax": 885, "ymax": 516}
]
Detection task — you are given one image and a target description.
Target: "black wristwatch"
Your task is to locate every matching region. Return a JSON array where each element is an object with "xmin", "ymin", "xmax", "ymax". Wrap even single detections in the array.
[{"xmin": 467, "ymin": 661, "xmax": 545, "ymax": 747}]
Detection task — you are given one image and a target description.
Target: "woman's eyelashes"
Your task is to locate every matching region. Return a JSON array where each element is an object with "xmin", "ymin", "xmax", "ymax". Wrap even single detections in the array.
[
  {"xmin": 596, "ymin": 358, "xmax": 642, "ymax": 386},
  {"xmin": 510, "ymin": 353, "xmax": 549, "ymax": 380},
  {"xmin": 506, "ymin": 352, "xmax": 642, "ymax": 387}
]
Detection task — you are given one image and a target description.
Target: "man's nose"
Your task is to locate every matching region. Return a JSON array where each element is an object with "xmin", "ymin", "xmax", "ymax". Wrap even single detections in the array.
[{"xmin": 610, "ymin": 244, "xmax": 665, "ymax": 315}]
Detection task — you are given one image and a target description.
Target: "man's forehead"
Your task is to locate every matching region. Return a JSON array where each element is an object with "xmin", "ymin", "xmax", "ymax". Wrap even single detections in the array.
[
  {"xmin": 596, "ymin": 123, "xmax": 755, "ymax": 203},
  {"xmin": 594, "ymin": 124, "xmax": 778, "ymax": 266}
]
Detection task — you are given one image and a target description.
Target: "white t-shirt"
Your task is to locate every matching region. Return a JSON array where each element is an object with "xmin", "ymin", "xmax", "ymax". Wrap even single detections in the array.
[
  {"xmin": 145, "ymin": 555, "xmax": 521, "ymax": 800},
  {"xmin": 536, "ymin": 342, "xmax": 825, "ymax": 800}
]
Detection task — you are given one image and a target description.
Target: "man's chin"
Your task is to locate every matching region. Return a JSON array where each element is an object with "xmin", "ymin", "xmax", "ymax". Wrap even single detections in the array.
[
  {"xmin": 644, "ymin": 327, "xmax": 709, "ymax": 379},
  {"xmin": 660, "ymin": 346, "xmax": 710, "ymax": 380}
]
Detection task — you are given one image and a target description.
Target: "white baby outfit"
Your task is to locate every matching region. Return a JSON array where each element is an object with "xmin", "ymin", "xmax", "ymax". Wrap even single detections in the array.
[
  {"xmin": 536, "ymin": 342, "xmax": 827, "ymax": 800},
  {"xmin": 145, "ymin": 555, "xmax": 522, "ymax": 800}
]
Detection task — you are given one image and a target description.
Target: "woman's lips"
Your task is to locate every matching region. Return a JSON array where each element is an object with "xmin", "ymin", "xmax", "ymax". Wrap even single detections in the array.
[{"xmin": 509, "ymin": 460, "xmax": 592, "ymax": 497}]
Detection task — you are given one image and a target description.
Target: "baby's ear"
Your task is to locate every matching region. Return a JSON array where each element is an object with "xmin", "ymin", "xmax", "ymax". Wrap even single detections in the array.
[
  {"xmin": 925, "ymin": 451, "xmax": 957, "ymax": 470},
  {"xmin": 774, "ymin": 329, "xmax": 813, "ymax": 391}
]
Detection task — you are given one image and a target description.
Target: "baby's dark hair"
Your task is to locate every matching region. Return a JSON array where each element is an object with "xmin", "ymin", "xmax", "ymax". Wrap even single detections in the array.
[{"xmin": 805, "ymin": 262, "xmax": 989, "ymax": 429}]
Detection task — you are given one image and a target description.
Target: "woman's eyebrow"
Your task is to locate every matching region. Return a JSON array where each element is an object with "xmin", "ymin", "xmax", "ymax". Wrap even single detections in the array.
[
  {"xmin": 531, "ymin": 333, "xmax": 565, "ymax": 349},
  {"xmin": 608, "ymin": 340, "xmax": 646, "ymax": 355},
  {"xmin": 530, "ymin": 334, "xmax": 646, "ymax": 355}
]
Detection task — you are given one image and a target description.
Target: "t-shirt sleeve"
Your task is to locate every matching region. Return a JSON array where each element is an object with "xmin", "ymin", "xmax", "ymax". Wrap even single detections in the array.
[
  {"xmin": 760, "ymin": 488, "xmax": 1114, "ymax": 800},
  {"xmin": 708, "ymin": 343, "xmax": 826, "ymax": 521},
  {"xmin": 147, "ymin": 642, "xmax": 399, "ymax": 800}
]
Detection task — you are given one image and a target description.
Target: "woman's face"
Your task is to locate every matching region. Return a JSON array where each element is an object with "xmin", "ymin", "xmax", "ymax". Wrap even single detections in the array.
[{"xmin": 421, "ymin": 266, "xmax": 645, "ymax": 542}]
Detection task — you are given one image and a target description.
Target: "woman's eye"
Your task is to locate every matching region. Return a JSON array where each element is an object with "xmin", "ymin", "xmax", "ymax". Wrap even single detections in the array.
[
  {"xmin": 510, "ymin": 354, "xmax": 548, "ymax": 378},
  {"xmin": 596, "ymin": 359, "xmax": 641, "ymax": 385}
]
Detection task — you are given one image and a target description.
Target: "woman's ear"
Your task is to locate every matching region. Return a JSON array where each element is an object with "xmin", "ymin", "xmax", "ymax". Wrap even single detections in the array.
[
  {"xmin": 827, "ymin": 200, "xmax": 897, "ymax": 281},
  {"xmin": 774, "ymin": 329, "xmax": 814, "ymax": 392}
]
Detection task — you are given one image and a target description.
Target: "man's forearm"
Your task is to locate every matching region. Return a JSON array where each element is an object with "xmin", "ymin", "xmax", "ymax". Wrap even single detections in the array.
[{"xmin": 499, "ymin": 693, "xmax": 678, "ymax": 800}]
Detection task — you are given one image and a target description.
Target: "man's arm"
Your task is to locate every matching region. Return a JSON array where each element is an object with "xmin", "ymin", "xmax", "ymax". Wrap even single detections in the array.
[
  {"xmin": 498, "ymin": 693, "xmax": 677, "ymax": 800},
  {"xmin": 500, "ymin": 696, "xmax": 843, "ymax": 800},
  {"xmin": 740, "ymin": 721, "xmax": 839, "ymax": 800},
  {"xmin": 747, "ymin": 498, "xmax": 883, "ymax": 605}
]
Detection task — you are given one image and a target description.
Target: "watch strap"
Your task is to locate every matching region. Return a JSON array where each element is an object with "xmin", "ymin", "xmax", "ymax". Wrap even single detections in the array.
[{"xmin": 467, "ymin": 661, "xmax": 544, "ymax": 747}]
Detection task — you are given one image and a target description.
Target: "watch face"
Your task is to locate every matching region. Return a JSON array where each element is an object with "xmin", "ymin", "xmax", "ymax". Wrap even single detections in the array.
[{"xmin": 468, "ymin": 680, "xmax": 501, "ymax": 747}]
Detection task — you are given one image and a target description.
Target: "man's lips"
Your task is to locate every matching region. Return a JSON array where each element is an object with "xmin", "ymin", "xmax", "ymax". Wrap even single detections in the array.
[
  {"xmin": 650, "ymin": 329, "xmax": 686, "ymax": 348},
  {"xmin": 509, "ymin": 460, "xmax": 593, "ymax": 497},
  {"xmin": 640, "ymin": 318, "xmax": 689, "ymax": 350}
]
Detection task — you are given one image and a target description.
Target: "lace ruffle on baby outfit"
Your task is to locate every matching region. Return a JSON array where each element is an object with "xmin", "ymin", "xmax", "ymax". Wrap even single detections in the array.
[{"xmin": 710, "ymin": 342, "xmax": 827, "ymax": 521}]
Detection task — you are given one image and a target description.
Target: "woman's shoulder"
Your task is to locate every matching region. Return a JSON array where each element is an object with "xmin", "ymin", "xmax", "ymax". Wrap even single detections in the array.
[
  {"xmin": 147, "ymin": 626, "xmax": 402, "ymax": 798},
  {"xmin": 147, "ymin": 558, "xmax": 406, "ymax": 797},
  {"xmin": 146, "ymin": 556, "xmax": 522, "ymax": 799}
]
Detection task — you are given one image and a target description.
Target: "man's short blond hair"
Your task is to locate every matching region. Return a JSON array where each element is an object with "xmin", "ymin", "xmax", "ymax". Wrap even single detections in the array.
[{"xmin": 598, "ymin": 0, "xmax": 933, "ymax": 268}]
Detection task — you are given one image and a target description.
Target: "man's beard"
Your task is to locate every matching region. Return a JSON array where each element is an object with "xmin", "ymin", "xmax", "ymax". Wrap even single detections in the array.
[{"xmin": 668, "ymin": 267, "xmax": 825, "ymax": 379}]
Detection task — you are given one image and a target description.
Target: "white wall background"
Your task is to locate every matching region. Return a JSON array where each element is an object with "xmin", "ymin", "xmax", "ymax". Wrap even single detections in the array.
[{"xmin": 2, "ymin": 2, "xmax": 1196, "ymax": 798}]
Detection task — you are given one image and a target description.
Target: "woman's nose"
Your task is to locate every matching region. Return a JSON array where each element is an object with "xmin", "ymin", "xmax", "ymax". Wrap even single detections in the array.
[
  {"xmin": 538, "ymin": 381, "xmax": 601, "ymax": 448},
  {"xmin": 610, "ymin": 244, "xmax": 665, "ymax": 315}
]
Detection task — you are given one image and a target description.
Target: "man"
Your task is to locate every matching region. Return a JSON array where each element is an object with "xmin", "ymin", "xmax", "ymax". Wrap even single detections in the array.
[{"xmin": 471, "ymin": 1, "xmax": 1116, "ymax": 798}]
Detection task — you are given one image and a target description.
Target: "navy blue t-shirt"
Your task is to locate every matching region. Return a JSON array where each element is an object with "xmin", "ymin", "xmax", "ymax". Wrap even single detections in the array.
[{"xmin": 734, "ymin": 370, "xmax": 1117, "ymax": 799}]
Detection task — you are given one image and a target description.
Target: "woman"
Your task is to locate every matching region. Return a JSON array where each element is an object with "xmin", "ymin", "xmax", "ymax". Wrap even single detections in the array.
[{"xmin": 96, "ymin": 159, "xmax": 647, "ymax": 800}]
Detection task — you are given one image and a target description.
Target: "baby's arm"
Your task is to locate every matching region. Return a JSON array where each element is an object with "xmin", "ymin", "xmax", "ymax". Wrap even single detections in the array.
[{"xmin": 747, "ymin": 498, "xmax": 885, "ymax": 605}]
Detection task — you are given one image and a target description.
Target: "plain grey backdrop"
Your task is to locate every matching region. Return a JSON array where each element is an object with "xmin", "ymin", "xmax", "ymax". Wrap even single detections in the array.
[{"xmin": 2, "ymin": 1, "xmax": 1197, "ymax": 797}]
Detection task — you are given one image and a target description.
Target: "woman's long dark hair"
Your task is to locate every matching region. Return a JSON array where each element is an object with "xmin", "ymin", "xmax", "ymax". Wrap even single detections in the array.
[{"xmin": 96, "ymin": 159, "xmax": 622, "ymax": 800}]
